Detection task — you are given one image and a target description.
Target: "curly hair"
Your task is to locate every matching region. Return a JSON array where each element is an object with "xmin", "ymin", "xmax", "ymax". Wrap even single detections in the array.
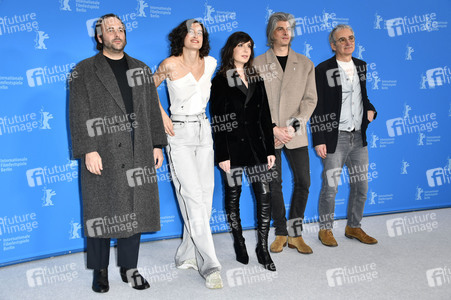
[
  {"xmin": 168, "ymin": 19, "xmax": 210, "ymax": 58},
  {"xmin": 218, "ymin": 31, "xmax": 259, "ymax": 81}
]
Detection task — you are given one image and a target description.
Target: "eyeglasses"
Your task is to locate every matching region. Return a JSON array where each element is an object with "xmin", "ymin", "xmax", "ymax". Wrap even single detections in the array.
[{"xmin": 335, "ymin": 35, "xmax": 355, "ymax": 45}]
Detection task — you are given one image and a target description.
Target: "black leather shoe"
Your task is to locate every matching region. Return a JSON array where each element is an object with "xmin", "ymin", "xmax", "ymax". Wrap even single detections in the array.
[
  {"xmin": 120, "ymin": 267, "xmax": 150, "ymax": 290},
  {"xmin": 92, "ymin": 269, "xmax": 109, "ymax": 293}
]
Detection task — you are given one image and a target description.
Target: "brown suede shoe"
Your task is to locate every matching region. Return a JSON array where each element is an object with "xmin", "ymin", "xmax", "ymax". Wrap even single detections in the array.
[
  {"xmin": 270, "ymin": 236, "xmax": 287, "ymax": 253},
  {"xmin": 345, "ymin": 226, "xmax": 378, "ymax": 244},
  {"xmin": 288, "ymin": 236, "xmax": 313, "ymax": 254},
  {"xmin": 318, "ymin": 229, "xmax": 338, "ymax": 247}
]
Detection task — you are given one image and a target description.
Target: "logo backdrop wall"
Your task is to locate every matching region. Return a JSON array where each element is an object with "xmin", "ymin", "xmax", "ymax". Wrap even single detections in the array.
[{"xmin": 0, "ymin": 0, "xmax": 450, "ymax": 266}]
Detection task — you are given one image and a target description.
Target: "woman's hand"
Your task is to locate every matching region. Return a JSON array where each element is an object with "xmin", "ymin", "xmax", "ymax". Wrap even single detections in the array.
[
  {"xmin": 267, "ymin": 155, "xmax": 276, "ymax": 170},
  {"xmin": 162, "ymin": 112, "xmax": 175, "ymax": 136},
  {"xmin": 219, "ymin": 160, "xmax": 231, "ymax": 173}
]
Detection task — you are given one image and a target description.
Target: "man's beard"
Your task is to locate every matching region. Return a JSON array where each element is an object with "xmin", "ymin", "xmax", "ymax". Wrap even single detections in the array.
[{"xmin": 103, "ymin": 38, "xmax": 127, "ymax": 53}]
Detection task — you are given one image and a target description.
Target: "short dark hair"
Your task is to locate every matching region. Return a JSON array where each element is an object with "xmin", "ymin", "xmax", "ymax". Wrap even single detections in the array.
[
  {"xmin": 94, "ymin": 13, "xmax": 126, "ymax": 51},
  {"xmin": 168, "ymin": 19, "xmax": 210, "ymax": 58},
  {"xmin": 218, "ymin": 31, "xmax": 258, "ymax": 81}
]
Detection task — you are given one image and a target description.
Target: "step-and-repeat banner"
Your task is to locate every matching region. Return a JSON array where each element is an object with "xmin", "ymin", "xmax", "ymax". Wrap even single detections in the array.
[{"xmin": 1, "ymin": 0, "xmax": 450, "ymax": 266}]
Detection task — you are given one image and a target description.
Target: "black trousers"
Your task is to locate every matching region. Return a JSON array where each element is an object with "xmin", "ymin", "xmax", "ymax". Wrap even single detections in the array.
[
  {"xmin": 269, "ymin": 146, "xmax": 310, "ymax": 237},
  {"xmin": 86, "ymin": 233, "xmax": 141, "ymax": 270}
]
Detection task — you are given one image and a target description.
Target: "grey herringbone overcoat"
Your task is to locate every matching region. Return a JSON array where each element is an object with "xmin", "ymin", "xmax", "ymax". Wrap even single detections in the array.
[{"xmin": 69, "ymin": 52, "xmax": 167, "ymax": 238}]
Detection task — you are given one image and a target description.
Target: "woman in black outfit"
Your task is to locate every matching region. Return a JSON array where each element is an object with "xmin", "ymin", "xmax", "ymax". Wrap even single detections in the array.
[{"xmin": 210, "ymin": 32, "xmax": 276, "ymax": 271}]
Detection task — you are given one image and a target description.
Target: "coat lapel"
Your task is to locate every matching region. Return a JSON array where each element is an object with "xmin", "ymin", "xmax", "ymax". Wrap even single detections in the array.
[
  {"xmin": 281, "ymin": 48, "xmax": 298, "ymax": 91},
  {"xmin": 329, "ymin": 56, "xmax": 342, "ymax": 105},
  {"xmin": 233, "ymin": 79, "xmax": 255, "ymax": 107},
  {"xmin": 125, "ymin": 53, "xmax": 145, "ymax": 112},
  {"xmin": 244, "ymin": 80, "xmax": 256, "ymax": 106},
  {"xmin": 233, "ymin": 73, "xmax": 255, "ymax": 106},
  {"xmin": 266, "ymin": 49, "xmax": 283, "ymax": 82},
  {"xmin": 94, "ymin": 52, "xmax": 126, "ymax": 114},
  {"xmin": 236, "ymin": 79, "xmax": 248, "ymax": 97},
  {"xmin": 352, "ymin": 57, "xmax": 367, "ymax": 84}
]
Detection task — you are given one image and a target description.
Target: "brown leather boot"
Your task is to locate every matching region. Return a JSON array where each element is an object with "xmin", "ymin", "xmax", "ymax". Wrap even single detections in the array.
[
  {"xmin": 345, "ymin": 226, "xmax": 378, "ymax": 244},
  {"xmin": 270, "ymin": 236, "xmax": 287, "ymax": 253},
  {"xmin": 288, "ymin": 236, "xmax": 313, "ymax": 254},
  {"xmin": 318, "ymin": 229, "xmax": 338, "ymax": 247}
]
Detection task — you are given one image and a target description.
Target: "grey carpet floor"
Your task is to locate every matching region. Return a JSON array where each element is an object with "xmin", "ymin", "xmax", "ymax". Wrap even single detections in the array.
[{"xmin": 1, "ymin": 208, "xmax": 450, "ymax": 300}]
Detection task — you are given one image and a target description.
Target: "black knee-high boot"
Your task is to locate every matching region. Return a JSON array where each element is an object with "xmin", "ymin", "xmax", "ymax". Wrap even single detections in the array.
[
  {"xmin": 253, "ymin": 181, "xmax": 276, "ymax": 271},
  {"xmin": 225, "ymin": 183, "xmax": 249, "ymax": 264}
]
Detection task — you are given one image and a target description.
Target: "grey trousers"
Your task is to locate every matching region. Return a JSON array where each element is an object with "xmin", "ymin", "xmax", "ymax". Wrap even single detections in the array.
[
  {"xmin": 166, "ymin": 115, "xmax": 221, "ymax": 278},
  {"xmin": 318, "ymin": 131, "xmax": 369, "ymax": 229}
]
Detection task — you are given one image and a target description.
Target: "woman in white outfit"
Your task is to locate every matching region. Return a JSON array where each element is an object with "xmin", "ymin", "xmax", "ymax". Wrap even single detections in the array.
[{"xmin": 153, "ymin": 19, "xmax": 222, "ymax": 289}]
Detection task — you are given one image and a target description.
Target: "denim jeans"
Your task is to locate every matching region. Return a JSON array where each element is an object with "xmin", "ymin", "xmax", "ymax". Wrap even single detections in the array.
[
  {"xmin": 269, "ymin": 146, "xmax": 310, "ymax": 237},
  {"xmin": 318, "ymin": 131, "xmax": 369, "ymax": 230}
]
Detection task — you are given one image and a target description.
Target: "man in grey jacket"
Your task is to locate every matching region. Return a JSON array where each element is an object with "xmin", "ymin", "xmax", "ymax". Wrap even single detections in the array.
[
  {"xmin": 254, "ymin": 12, "xmax": 317, "ymax": 255},
  {"xmin": 69, "ymin": 14, "xmax": 167, "ymax": 293}
]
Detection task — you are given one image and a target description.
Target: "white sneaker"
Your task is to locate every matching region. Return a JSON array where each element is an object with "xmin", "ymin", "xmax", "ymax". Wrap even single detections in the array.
[
  {"xmin": 205, "ymin": 271, "xmax": 223, "ymax": 289},
  {"xmin": 177, "ymin": 258, "xmax": 198, "ymax": 271}
]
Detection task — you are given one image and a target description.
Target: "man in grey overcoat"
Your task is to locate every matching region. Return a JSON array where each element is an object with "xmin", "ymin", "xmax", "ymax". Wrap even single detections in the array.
[{"xmin": 69, "ymin": 14, "xmax": 167, "ymax": 293}]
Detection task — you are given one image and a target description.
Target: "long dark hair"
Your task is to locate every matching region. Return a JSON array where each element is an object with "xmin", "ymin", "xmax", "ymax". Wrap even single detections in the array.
[
  {"xmin": 218, "ymin": 31, "xmax": 258, "ymax": 81},
  {"xmin": 168, "ymin": 19, "xmax": 210, "ymax": 58}
]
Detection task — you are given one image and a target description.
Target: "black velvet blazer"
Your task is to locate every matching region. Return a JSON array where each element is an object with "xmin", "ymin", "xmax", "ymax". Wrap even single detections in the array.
[{"xmin": 210, "ymin": 73, "xmax": 275, "ymax": 167}]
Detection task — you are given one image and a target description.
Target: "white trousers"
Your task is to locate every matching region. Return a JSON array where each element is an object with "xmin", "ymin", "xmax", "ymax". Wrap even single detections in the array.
[{"xmin": 166, "ymin": 115, "xmax": 221, "ymax": 278}]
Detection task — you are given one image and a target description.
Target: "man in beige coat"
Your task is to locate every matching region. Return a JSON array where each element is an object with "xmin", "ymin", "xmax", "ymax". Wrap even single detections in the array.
[{"xmin": 254, "ymin": 12, "xmax": 317, "ymax": 254}]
